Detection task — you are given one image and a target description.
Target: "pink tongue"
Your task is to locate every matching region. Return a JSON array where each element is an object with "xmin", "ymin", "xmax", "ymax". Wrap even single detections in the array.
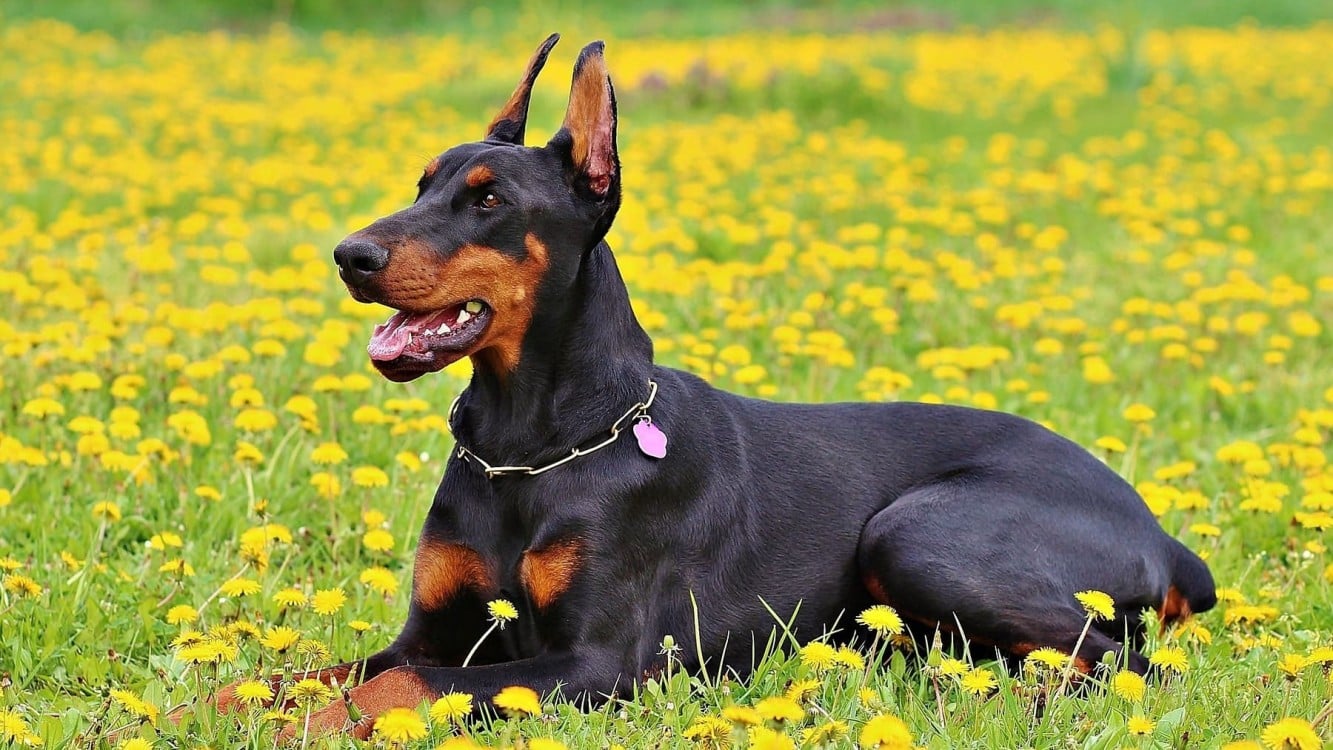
[{"xmin": 368, "ymin": 312, "xmax": 418, "ymax": 361}]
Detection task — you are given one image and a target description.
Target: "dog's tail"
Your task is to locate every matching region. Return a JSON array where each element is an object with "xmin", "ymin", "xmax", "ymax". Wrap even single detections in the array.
[{"xmin": 1158, "ymin": 541, "xmax": 1217, "ymax": 628}]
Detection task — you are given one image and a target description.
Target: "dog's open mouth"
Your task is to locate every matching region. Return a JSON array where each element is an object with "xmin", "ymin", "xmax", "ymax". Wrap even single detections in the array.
[{"xmin": 366, "ymin": 299, "xmax": 493, "ymax": 381}]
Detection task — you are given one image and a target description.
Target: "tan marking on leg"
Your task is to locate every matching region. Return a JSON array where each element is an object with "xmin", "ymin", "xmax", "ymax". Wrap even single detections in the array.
[
  {"xmin": 520, "ymin": 538, "xmax": 584, "ymax": 610},
  {"xmin": 280, "ymin": 667, "xmax": 435, "ymax": 742},
  {"xmin": 413, "ymin": 540, "xmax": 490, "ymax": 610}
]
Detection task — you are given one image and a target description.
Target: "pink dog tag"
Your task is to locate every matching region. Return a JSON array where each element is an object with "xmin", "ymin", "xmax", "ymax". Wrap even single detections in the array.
[{"xmin": 633, "ymin": 420, "xmax": 667, "ymax": 459}]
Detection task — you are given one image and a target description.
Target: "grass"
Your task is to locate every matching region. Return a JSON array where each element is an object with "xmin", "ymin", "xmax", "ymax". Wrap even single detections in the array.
[{"xmin": 2, "ymin": 3, "xmax": 1333, "ymax": 749}]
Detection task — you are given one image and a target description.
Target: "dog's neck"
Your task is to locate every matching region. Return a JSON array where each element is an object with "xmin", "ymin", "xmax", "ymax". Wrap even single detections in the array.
[{"xmin": 452, "ymin": 240, "xmax": 654, "ymax": 465}]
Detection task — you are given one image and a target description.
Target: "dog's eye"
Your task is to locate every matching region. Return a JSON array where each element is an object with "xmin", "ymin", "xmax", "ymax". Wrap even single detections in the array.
[{"xmin": 478, "ymin": 193, "xmax": 502, "ymax": 209}]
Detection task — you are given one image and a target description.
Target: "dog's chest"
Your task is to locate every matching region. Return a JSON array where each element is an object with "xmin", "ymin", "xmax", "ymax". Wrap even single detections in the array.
[{"xmin": 410, "ymin": 525, "xmax": 588, "ymax": 615}]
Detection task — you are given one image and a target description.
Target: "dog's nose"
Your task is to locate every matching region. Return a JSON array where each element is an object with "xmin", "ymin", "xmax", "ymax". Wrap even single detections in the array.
[{"xmin": 334, "ymin": 240, "xmax": 390, "ymax": 278}]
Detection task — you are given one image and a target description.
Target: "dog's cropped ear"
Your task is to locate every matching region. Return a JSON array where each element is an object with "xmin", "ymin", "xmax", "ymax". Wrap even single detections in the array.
[
  {"xmin": 485, "ymin": 33, "xmax": 560, "ymax": 145},
  {"xmin": 550, "ymin": 41, "xmax": 619, "ymax": 201}
]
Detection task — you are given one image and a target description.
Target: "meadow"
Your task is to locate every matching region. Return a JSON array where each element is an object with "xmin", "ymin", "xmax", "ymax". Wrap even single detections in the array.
[{"xmin": 2, "ymin": 3, "xmax": 1333, "ymax": 748}]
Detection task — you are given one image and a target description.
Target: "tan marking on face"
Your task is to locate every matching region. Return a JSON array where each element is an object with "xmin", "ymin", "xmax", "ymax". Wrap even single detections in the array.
[
  {"xmin": 367, "ymin": 232, "xmax": 548, "ymax": 375},
  {"xmin": 423, "ymin": 159, "xmax": 440, "ymax": 178},
  {"xmin": 465, "ymin": 165, "xmax": 494, "ymax": 188},
  {"xmin": 520, "ymin": 538, "xmax": 584, "ymax": 610},
  {"xmin": 412, "ymin": 540, "xmax": 490, "ymax": 610},
  {"xmin": 562, "ymin": 53, "xmax": 610, "ymax": 170}
]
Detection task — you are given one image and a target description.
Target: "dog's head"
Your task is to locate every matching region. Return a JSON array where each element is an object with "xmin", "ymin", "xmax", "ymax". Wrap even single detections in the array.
[{"xmin": 334, "ymin": 35, "xmax": 620, "ymax": 382}]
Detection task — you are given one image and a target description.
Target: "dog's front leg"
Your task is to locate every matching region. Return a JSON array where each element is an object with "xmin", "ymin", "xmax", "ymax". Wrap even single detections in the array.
[{"xmin": 281, "ymin": 648, "xmax": 624, "ymax": 741}]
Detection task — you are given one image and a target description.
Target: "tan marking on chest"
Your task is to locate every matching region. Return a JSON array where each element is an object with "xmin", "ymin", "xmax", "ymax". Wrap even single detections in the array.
[
  {"xmin": 520, "ymin": 538, "xmax": 584, "ymax": 610},
  {"xmin": 412, "ymin": 540, "xmax": 491, "ymax": 610}
]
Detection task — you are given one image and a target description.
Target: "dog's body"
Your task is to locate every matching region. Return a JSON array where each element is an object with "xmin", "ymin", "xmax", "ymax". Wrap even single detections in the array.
[{"xmin": 237, "ymin": 36, "xmax": 1214, "ymax": 737}]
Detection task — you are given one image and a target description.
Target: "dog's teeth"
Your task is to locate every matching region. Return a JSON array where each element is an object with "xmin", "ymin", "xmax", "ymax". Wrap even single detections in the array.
[
  {"xmin": 465, "ymin": 300, "xmax": 483, "ymax": 313},
  {"xmin": 439, "ymin": 322, "xmax": 451, "ymax": 334},
  {"xmin": 456, "ymin": 310, "xmax": 471, "ymax": 325}
]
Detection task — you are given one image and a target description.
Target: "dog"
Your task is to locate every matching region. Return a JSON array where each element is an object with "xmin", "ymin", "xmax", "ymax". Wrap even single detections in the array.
[{"xmin": 229, "ymin": 34, "xmax": 1216, "ymax": 738}]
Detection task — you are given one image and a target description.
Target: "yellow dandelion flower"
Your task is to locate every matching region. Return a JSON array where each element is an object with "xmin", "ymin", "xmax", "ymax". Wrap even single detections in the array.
[
  {"xmin": 784, "ymin": 678, "xmax": 821, "ymax": 703},
  {"xmin": 1095, "ymin": 436, "xmax": 1127, "ymax": 453},
  {"xmin": 311, "ymin": 588, "xmax": 347, "ymax": 616},
  {"xmin": 233, "ymin": 441, "xmax": 264, "ymax": 466},
  {"xmin": 220, "ymin": 578, "xmax": 261, "ymax": 598},
  {"xmin": 835, "ymin": 646, "xmax": 865, "ymax": 670},
  {"xmin": 1025, "ymin": 647, "xmax": 1067, "ymax": 671},
  {"xmin": 1276, "ymin": 653, "xmax": 1309, "ymax": 679},
  {"xmin": 683, "ymin": 715, "xmax": 731, "ymax": 744},
  {"xmin": 362, "ymin": 528, "xmax": 395, "ymax": 552},
  {"xmin": 938, "ymin": 657, "xmax": 969, "ymax": 677},
  {"xmin": 755, "ymin": 696, "xmax": 803, "ymax": 723},
  {"xmin": 487, "ymin": 599, "xmax": 518, "ymax": 623},
  {"xmin": 1149, "ymin": 646, "xmax": 1189, "ymax": 674},
  {"xmin": 802, "ymin": 720, "xmax": 849, "ymax": 744},
  {"xmin": 492, "ymin": 685, "xmax": 541, "ymax": 717},
  {"xmin": 860, "ymin": 713, "xmax": 912, "ymax": 750},
  {"xmin": 1111, "ymin": 670, "xmax": 1147, "ymax": 701},
  {"xmin": 260, "ymin": 626, "xmax": 301, "ymax": 652},
  {"xmin": 959, "ymin": 667, "xmax": 998, "ymax": 696},
  {"xmin": 1075, "ymin": 590, "xmax": 1115, "ymax": 620},
  {"xmin": 288, "ymin": 679, "xmax": 334, "ymax": 707},
  {"xmin": 232, "ymin": 680, "xmax": 274, "ymax": 706},
  {"xmin": 1260, "ymin": 717, "xmax": 1322, "ymax": 750},
  {"xmin": 352, "ymin": 466, "xmax": 389, "ymax": 488},
  {"xmin": 165, "ymin": 605, "xmax": 198, "ymax": 625},
  {"xmin": 2, "ymin": 574, "xmax": 43, "ymax": 598},
  {"xmin": 748, "ymin": 726, "xmax": 795, "ymax": 750},
  {"xmin": 529, "ymin": 740, "xmax": 567, "ymax": 750},
  {"xmin": 429, "ymin": 692, "xmax": 473, "ymax": 723},
  {"xmin": 722, "ymin": 705, "xmax": 762, "ymax": 727},
  {"xmin": 117, "ymin": 738, "xmax": 152, "ymax": 750},
  {"xmin": 273, "ymin": 588, "xmax": 308, "ymax": 608},
  {"xmin": 92, "ymin": 501, "xmax": 122, "ymax": 522},
  {"xmin": 1123, "ymin": 403, "xmax": 1156, "ymax": 422},
  {"xmin": 1127, "ymin": 715, "xmax": 1156, "ymax": 736},
  {"xmin": 799, "ymin": 641, "xmax": 838, "ymax": 671},
  {"xmin": 349, "ymin": 620, "xmax": 372, "ymax": 633},
  {"xmin": 359, "ymin": 566, "xmax": 398, "ymax": 596},
  {"xmin": 310, "ymin": 442, "xmax": 348, "ymax": 465},
  {"xmin": 856, "ymin": 604, "xmax": 904, "ymax": 635},
  {"xmin": 372, "ymin": 707, "xmax": 427, "ymax": 744}
]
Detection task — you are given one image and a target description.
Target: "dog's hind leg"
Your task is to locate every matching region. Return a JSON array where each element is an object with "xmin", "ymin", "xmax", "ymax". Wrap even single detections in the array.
[{"xmin": 855, "ymin": 481, "xmax": 1152, "ymax": 674}]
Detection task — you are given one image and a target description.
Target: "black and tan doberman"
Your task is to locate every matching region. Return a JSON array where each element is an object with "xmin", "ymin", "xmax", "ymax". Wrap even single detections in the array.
[{"xmin": 221, "ymin": 35, "xmax": 1216, "ymax": 738}]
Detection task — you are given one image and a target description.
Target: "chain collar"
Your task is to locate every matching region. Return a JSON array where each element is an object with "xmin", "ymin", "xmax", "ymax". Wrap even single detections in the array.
[{"xmin": 447, "ymin": 380, "xmax": 659, "ymax": 479}]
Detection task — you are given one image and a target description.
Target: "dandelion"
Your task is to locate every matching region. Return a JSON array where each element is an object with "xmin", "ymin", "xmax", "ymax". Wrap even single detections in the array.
[
  {"xmin": 1259, "ymin": 717, "xmax": 1322, "ymax": 750},
  {"xmin": 352, "ymin": 466, "xmax": 389, "ymax": 488},
  {"xmin": 373, "ymin": 707, "xmax": 428, "ymax": 744},
  {"xmin": 362, "ymin": 528, "xmax": 395, "ymax": 552},
  {"xmin": 2, "ymin": 574, "xmax": 42, "ymax": 598},
  {"xmin": 1128, "ymin": 715, "xmax": 1156, "ymax": 736},
  {"xmin": 1075, "ymin": 590, "xmax": 1115, "ymax": 621},
  {"xmin": 492, "ymin": 686, "xmax": 541, "ymax": 717},
  {"xmin": 1111, "ymin": 670, "xmax": 1147, "ymax": 701},
  {"xmin": 1025, "ymin": 647, "xmax": 1068, "ymax": 672},
  {"xmin": 463, "ymin": 599, "xmax": 519, "ymax": 667},
  {"xmin": 429, "ymin": 692, "xmax": 473, "ymax": 724},
  {"xmin": 684, "ymin": 715, "xmax": 732, "ymax": 745},
  {"xmin": 785, "ymin": 678, "xmax": 821, "ymax": 703},
  {"xmin": 165, "ymin": 605, "xmax": 198, "ymax": 625},
  {"xmin": 1149, "ymin": 646, "xmax": 1189, "ymax": 674},
  {"xmin": 748, "ymin": 726, "xmax": 795, "ymax": 750},
  {"xmin": 860, "ymin": 713, "xmax": 912, "ymax": 750},
  {"xmin": 273, "ymin": 588, "xmax": 308, "ymax": 608},
  {"xmin": 529, "ymin": 740, "xmax": 568, "ymax": 750},
  {"xmin": 799, "ymin": 641, "xmax": 838, "ymax": 671},
  {"xmin": 260, "ymin": 626, "xmax": 301, "ymax": 652},
  {"xmin": 1123, "ymin": 404, "xmax": 1157, "ymax": 422},
  {"xmin": 310, "ymin": 442, "xmax": 348, "ymax": 465},
  {"xmin": 959, "ymin": 667, "xmax": 998, "ymax": 696},
  {"xmin": 856, "ymin": 605, "xmax": 904, "ymax": 635},
  {"xmin": 220, "ymin": 578, "xmax": 261, "ymax": 598},
  {"xmin": 802, "ymin": 720, "xmax": 849, "ymax": 744},
  {"xmin": 232, "ymin": 680, "xmax": 274, "ymax": 706},
  {"xmin": 359, "ymin": 567, "xmax": 398, "ymax": 596},
  {"xmin": 1276, "ymin": 653, "xmax": 1308, "ymax": 679},
  {"xmin": 311, "ymin": 588, "xmax": 347, "ymax": 616},
  {"xmin": 288, "ymin": 679, "xmax": 334, "ymax": 707},
  {"xmin": 117, "ymin": 738, "xmax": 152, "ymax": 750},
  {"xmin": 755, "ymin": 696, "xmax": 803, "ymax": 723},
  {"xmin": 722, "ymin": 705, "xmax": 763, "ymax": 727},
  {"xmin": 92, "ymin": 501, "xmax": 122, "ymax": 522}
]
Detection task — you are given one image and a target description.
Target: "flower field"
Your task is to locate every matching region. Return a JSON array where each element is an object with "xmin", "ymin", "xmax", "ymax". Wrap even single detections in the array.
[{"xmin": 2, "ymin": 9, "xmax": 1333, "ymax": 749}]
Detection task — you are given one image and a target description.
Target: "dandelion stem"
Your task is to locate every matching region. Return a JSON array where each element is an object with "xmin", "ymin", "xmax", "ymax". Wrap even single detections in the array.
[
  {"xmin": 1055, "ymin": 615, "xmax": 1095, "ymax": 700},
  {"xmin": 461, "ymin": 621, "xmax": 499, "ymax": 668}
]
